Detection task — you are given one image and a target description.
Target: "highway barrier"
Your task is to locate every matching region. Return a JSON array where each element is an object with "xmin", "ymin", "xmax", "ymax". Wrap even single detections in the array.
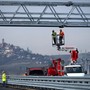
[{"xmin": 0, "ymin": 75, "xmax": 90, "ymax": 90}]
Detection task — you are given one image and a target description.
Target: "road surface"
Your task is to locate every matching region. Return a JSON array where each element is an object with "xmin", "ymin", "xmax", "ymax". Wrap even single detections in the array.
[
  {"xmin": 0, "ymin": 87, "xmax": 20, "ymax": 90},
  {"xmin": 0, "ymin": 86, "xmax": 38, "ymax": 90}
]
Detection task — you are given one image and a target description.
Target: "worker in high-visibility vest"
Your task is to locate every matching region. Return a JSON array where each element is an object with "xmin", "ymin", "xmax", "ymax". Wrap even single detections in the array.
[
  {"xmin": 2, "ymin": 71, "xmax": 7, "ymax": 87},
  {"xmin": 52, "ymin": 30, "xmax": 57, "ymax": 45},
  {"xmin": 59, "ymin": 29, "xmax": 64, "ymax": 45}
]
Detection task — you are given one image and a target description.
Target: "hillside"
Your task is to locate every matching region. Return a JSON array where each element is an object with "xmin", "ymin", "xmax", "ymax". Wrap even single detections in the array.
[
  {"xmin": 0, "ymin": 39, "xmax": 90, "ymax": 75},
  {"xmin": 0, "ymin": 39, "xmax": 51, "ymax": 74}
]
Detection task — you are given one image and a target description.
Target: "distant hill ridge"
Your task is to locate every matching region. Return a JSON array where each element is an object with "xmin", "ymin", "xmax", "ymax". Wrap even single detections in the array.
[
  {"xmin": 0, "ymin": 38, "xmax": 50, "ymax": 63},
  {"xmin": 0, "ymin": 39, "xmax": 90, "ymax": 74},
  {"xmin": 0, "ymin": 39, "xmax": 52, "ymax": 74}
]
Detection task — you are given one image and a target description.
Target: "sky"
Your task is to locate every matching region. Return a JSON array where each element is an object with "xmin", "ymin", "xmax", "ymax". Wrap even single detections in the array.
[
  {"xmin": 0, "ymin": 27, "xmax": 90, "ymax": 55},
  {"xmin": 0, "ymin": 0, "xmax": 90, "ymax": 55}
]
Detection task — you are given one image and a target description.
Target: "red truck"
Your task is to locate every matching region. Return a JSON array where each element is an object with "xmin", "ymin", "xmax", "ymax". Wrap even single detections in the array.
[{"xmin": 25, "ymin": 58, "xmax": 64, "ymax": 76}]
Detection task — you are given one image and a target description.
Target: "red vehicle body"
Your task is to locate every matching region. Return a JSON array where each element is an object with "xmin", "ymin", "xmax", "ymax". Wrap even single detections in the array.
[
  {"xmin": 70, "ymin": 50, "xmax": 78, "ymax": 63},
  {"xmin": 26, "ymin": 67, "xmax": 47, "ymax": 76},
  {"xmin": 47, "ymin": 58, "xmax": 64, "ymax": 76}
]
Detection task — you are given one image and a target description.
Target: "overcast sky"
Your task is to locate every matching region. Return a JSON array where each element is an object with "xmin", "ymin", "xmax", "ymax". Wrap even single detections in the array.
[
  {"xmin": 0, "ymin": 27, "xmax": 90, "ymax": 55},
  {"xmin": 0, "ymin": 0, "xmax": 90, "ymax": 55}
]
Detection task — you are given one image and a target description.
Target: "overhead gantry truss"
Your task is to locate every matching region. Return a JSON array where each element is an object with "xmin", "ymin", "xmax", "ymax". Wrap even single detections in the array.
[{"xmin": 0, "ymin": 1, "xmax": 90, "ymax": 27}]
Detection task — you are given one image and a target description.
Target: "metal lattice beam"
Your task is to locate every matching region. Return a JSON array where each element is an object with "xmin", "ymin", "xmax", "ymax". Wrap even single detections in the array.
[{"xmin": 0, "ymin": 1, "xmax": 90, "ymax": 27}]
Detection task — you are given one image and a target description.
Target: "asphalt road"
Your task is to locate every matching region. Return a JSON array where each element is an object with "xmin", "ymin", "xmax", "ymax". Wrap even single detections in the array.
[
  {"xmin": 0, "ymin": 87, "xmax": 19, "ymax": 90},
  {"xmin": 0, "ymin": 86, "xmax": 37, "ymax": 90}
]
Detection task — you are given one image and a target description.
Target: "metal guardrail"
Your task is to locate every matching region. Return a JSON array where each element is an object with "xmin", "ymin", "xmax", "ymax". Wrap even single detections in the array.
[{"xmin": 0, "ymin": 75, "xmax": 90, "ymax": 90}]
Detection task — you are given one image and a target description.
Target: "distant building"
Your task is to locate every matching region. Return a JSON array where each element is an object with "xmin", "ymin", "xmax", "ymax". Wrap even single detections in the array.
[
  {"xmin": 2, "ymin": 38, "xmax": 4, "ymax": 44},
  {"xmin": 2, "ymin": 38, "xmax": 6, "ymax": 47}
]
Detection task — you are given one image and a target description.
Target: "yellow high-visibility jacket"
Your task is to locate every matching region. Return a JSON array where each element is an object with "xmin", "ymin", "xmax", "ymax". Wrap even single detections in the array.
[
  {"xmin": 2, "ymin": 73, "xmax": 6, "ymax": 82},
  {"xmin": 52, "ymin": 32, "xmax": 57, "ymax": 38}
]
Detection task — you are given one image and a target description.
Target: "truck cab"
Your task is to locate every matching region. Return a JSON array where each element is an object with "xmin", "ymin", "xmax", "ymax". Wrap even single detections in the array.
[{"xmin": 64, "ymin": 64, "xmax": 86, "ymax": 76}]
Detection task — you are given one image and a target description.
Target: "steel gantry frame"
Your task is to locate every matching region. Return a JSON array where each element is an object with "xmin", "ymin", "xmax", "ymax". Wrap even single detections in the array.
[{"xmin": 0, "ymin": 1, "xmax": 90, "ymax": 27}]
